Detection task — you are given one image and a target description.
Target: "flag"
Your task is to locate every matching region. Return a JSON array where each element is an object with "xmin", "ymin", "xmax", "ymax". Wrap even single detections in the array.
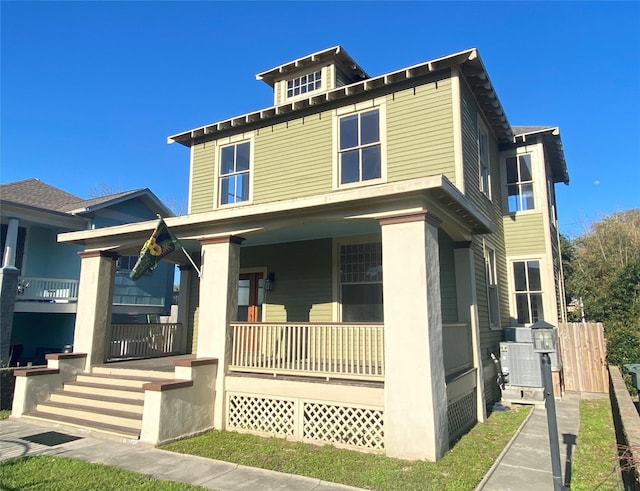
[{"xmin": 129, "ymin": 217, "xmax": 179, "ymax": 281}]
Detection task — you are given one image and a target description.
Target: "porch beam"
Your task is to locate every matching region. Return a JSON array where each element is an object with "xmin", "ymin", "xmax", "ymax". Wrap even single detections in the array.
[
  {"xmin": 197, "ymin": 235, "xmax": 243, "ymax": 429},
  {"xmin": 380, "ymin": 211, "xmax": 448, "ymax": 461}
]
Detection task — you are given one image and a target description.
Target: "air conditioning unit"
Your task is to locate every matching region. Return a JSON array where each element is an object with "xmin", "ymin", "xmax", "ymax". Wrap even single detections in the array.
[
  {"xmin": 504, "ymin": 327, "xmax": 560, "ymax": 367},
  {"xmin": 499, "ymin": 342, "xmax": 543, "ymax": 388}
]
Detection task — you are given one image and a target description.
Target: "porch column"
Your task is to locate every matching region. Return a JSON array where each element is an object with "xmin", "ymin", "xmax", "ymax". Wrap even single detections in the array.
[
  {"xmin": 74, "ymin": 250, "xmax": 118, "ymax": 371},
  {"xmin": 453, "ymin": 242, "xmax": 487, "ymax": 423},
  {"xmin": 380, "ymin": 211, "xmax": 448, "ymax": 461},
  {"xmin": 2, "ymin": 218, "xmax": 19, "ymax": 268},
  {"xmin": 198, "ymin": 235, "xmax": 243, "ymax": 429},
  {"xmin": 177, "ymin": 264, "xmax": 193, "ymax": 354}
]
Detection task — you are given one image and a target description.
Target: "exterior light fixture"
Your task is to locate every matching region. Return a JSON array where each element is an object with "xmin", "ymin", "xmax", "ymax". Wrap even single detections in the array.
[
  {"xmin": 531, "ymin": 319, "xmax": 563, "ymax": 490},
  {"xmin": 264, "ymin": 272, "xmax": 275, "ymax": 292}
]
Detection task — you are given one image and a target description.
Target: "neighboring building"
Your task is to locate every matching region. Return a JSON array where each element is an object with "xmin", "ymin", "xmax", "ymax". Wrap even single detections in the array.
[
  {"xmin": 17, "ymin": 47, "xmax": 568, "ymax": 461},
  {"xmin": 0, "ymin": 179, "xmax": 175, "ymax": 365}
]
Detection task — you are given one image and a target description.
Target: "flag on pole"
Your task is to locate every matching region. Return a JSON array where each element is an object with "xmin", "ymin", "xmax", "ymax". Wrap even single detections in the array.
[{"xmin": 129, "ymin": 217, "xmax": 179, "ymax": 281}]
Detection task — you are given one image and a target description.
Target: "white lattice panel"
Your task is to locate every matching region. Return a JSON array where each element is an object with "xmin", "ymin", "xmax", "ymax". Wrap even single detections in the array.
[
  {"xmin": 303, "ymin": 402, "xmax": 384, "ymax": 450},
  {"xmin": 227, "ymin": 394, "xmax": 295, "ymax": 436},
  {"xmin": 448, "ymin": 390, "xmax": 476, "ymax": 443}
]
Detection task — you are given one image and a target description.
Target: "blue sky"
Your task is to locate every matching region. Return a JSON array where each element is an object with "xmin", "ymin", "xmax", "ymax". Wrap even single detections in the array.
[{"xmin": 2, "ymin": 1, "xmax": 639, "ymax": 237}]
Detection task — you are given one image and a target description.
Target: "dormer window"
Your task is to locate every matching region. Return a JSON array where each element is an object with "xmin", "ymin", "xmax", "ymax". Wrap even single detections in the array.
[{"xmin": 287, "ymin": 70, "xmax": 322, "ymax": 99}]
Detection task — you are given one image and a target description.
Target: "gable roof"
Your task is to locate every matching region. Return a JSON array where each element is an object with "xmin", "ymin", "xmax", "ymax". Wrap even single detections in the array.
[
  {"xmin": 168, "ymin": 47, "xmax": 513, "ymax": 147},
  {"xmin": 0, "ymin": 178, "xmax": 174, "ymax": 218}
]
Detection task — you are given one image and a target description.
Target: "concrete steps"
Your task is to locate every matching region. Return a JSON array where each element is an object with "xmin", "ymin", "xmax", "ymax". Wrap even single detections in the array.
[{"xmin": 23, "ymin": 368, "xmax": 171, "ymax": 440}]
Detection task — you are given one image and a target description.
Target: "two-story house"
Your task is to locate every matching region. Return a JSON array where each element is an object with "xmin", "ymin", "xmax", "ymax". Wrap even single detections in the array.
[
  {"xmin": 14, "ymin": 47, "xmax": 568, "ymax": 462},
  {"xmin": 0, "ymin": 179, "xmax": 176, "ymax": 366}
]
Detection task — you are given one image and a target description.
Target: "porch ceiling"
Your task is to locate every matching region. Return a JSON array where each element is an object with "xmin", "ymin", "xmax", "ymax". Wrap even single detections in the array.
[{"xmin": 58, "ymin": 175, "xmax": 494, "ymax": 262}]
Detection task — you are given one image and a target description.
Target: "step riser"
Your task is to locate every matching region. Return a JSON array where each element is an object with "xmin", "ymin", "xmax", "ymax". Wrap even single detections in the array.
[
  {"xmin": 49, "ymin": 394, "xmax": 143, "ymax": 414},
  {"xmin": 63, "ymin": 384, "xmax": 145, "ymax": 401},
  {"xmin": 36, "ymin": 404, "xmax": 141, "ymax": 429},
  {"xmin": 76, "ymin": 375, "xmax": 150, "ymax": 388},
  {"xmin": 23, "ymin": 414, "xmax": 140, "ymax": 441},
  {"xmin": 92, "ymin": 366, "xmax": 171, "ymax": 379}
]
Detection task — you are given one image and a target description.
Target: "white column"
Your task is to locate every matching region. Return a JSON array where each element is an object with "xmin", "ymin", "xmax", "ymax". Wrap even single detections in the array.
[
  {"xmin": 453, "ymin": 242, "xmax": 487, "ymax": 423},
  {"xmin": 2, "ymin": 218, "xmax": 19, "ymax": 268},
  {"xmin": 197, "ymin": 235, "xmax": 242, "ymax": 429},
  {"xmin": 380, "ymin": 211, "xmax": 448, "ymax": 461},
  {"xmin": 73, "ymin": 250, "xmax": 117, "ymax": 370},
  {"xmin": 177, "ymin": 264, "xmax": 193, "ymax": 354}
]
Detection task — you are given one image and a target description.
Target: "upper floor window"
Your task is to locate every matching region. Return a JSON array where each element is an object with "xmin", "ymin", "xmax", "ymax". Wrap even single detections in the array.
[
  {"xmin": 485, "ymin": 246, "xmax": 500, "ymax": 329},
  {"xmin": 287, "ymin": 70, "xmax": 322, "ymax": 98},
  {"xmin": 339, "ymin": 109, "xmax": 381, "ymax": 185},
  {"xmin": 219, "ymin": 141, "xmax": 250, "ymax": 205},
  {"xmin": 512, "ymin": 259, "xmax": 544, "ymax": 324},
  {"xmin": 478, "ymin": 121, "xmax": 491, "ymax": 199},
  {"xmin": 506, "ymin": 154, "xmax": 535, "ymax": 212}
]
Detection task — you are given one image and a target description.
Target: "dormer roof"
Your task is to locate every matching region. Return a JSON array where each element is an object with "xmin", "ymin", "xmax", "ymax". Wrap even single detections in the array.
[{"xmin": 511, "ymin": 126, "xmax": 569, "ymax": 185}]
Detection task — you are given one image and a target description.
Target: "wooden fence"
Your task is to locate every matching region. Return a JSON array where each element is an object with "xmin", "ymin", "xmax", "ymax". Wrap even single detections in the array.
[{"xmin": 558, "ymin": 322, "xmax": 608, "ymax": 393}]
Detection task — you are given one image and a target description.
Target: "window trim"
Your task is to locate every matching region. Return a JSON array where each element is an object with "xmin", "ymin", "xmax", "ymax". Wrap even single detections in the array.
[
  {"xmin": 484, "ymin": 245, "xmax": 501, "ymax": 330},
  {"xmin": 508, "ymin": 257, "xmax": 545, "ymax": 326},
  {"xmin": 502, "ymin": 147, "xmax": 540, "ymax": 215},
  {"xmin": 477, "ymin": 117, "xmax": 492, "ymax": 200},
  {"xmin": 332, "ymin": 99, "xmax": 387, "ymax": 190},
  {"xmin": 282, "ymin": 67, "xmax": 327, "ymax": 103},
  {"xmin": 214, "ymin": 133, "xmax": 254, "ymax": 208}
]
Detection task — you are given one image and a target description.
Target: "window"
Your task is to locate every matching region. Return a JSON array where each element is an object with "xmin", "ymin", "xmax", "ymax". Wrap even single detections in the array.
[
  {"xmin": 506, "ymin": 154, "xmax": 535, "ymax": 212},
  {"xmin": 219, "ymin": 141, "xmax": 250, "ymax": 205},
  {"xmin": 117, "ymin": 256, "xmax": 151, "ymax": 275},
  {"xmin": 478, "ymin": 121, "xmax": 491, "ymax": 198},
  {"xmin": 485, "ymin": 247, "xmax": 500, "ymax": 328},
  {"xmin": 340, "ymin": 242, "xmax": 383, "ymax": 322},
  {"xmin": 287, "ymin": 70, "xmax": 322, "ymax": 98},
  {"xmin": 339, "ymin": 109, "xmax": 381, "ymax": 185},
  {"xmin": 512, "ymin": 260, "xmax": 544, "ymax": 324}
]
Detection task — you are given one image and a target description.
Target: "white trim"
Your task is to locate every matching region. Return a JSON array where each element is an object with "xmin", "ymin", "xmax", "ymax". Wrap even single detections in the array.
[
  {"xmin": 501, "ymin": 142, "xmax": 544, "ymax": 216},
  {"xmin": 213, "ymin": 133, "xmax": 255, "ymax": 209},
  {"xmin": 483, "ymin": 241, "xmax": 501, "ymax": 330},
  {"xmin": 506, "ymin": 254, "xmax": 552, "ymax": 326},
  {"xmin": 451, "ymin": 66, "xmax": 465, "ymax": 194},
  {"xmin": 332, "ymin": 99, "xmax": 388, "ymax": 191},
  {"xmin": 187, "ymin": 145, "xmax": 194, "ymax": 214},
  {"xmin": 477, "ymin": 115, "xmax": 491, "ymax": 201}
]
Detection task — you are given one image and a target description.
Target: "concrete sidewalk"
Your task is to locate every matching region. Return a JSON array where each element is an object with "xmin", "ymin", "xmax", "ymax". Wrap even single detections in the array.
[
  {"xmin": 0, "ymin": 418, "xmax": 365, "ymax": 491},
  {"xmin": 478, "ymin": 391, "xmax": 588, "ymax": 490}
]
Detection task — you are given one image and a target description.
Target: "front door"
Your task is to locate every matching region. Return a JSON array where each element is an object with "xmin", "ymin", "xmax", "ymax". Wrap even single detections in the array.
[{"xmin": 237, "ymin": 272, "xmax": 264, "ymax": 322}]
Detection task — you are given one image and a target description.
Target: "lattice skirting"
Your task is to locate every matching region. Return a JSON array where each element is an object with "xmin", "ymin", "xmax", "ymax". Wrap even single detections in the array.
[
  {"xmin": 226, "ymin": 393, "xmax": 384, "ymax": 452},
  {"xmin": 447, "ymin": 389, "xmax": 477, "ymax": 443}
]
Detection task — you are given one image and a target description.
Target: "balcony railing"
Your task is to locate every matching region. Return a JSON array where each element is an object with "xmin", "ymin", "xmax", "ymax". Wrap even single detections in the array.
[
  {"xmin": 16, "ymin": 276, "xmax": 79, "ymax": 303},
  {"xmin": 230, "ymin": 321, "xmax": 473, "ymax": 382},
  {"xmin": 230, "ymin": 322, "xmax": 385, "ymax": 381},
  {"xmin": 109, "ymin": 323, "xmax": 183, "ymax": 360}
]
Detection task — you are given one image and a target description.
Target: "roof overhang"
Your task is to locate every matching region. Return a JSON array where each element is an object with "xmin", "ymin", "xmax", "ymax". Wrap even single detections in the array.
[
  {"xmin": 512, "ymin": 127, "xmax": 569, "ymax": 185},
  {"xmin": 58, "ymin": 175, "xmax": 494, "ymax": 258},
  {"xmin": 168, "ymin": 48, "xmax": 512, "ymax": 147},
  {"xmin": 67, "ymin": 189, "xmax": 174, "ymax": 217},
  {"xmin": 1, "ymin": 200, "xmax": 90, "ymax": 230}
]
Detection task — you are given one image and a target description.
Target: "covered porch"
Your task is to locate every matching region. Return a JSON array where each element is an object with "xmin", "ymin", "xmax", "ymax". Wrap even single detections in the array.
[{"xmin": 58, "ymin": 176, "xmax": 494, "ymax": 461}]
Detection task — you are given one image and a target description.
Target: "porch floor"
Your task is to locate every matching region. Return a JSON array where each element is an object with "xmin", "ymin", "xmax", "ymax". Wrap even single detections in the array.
[{"xmin": 96, "ymin": 354, "xmax": 196, "ymax": 372}]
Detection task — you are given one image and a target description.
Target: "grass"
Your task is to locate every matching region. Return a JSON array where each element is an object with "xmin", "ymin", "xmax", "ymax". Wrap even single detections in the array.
[
  {"xmin": 0, "ymin": 456, "xmax": 204, "ymax": 491},
  {"xmin": 161, "ymin": 404, "xmax": 531, "ymax": 491},
  {"xmin": 571, "ymin": 397, "xmax": 620, "ymax": 490}
]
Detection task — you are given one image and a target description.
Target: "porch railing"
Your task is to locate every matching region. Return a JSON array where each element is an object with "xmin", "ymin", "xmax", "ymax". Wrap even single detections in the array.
[
  {"xmin": 16, "ymin": 276, "xmax": 79, "ymax": 303},
  {"xmin": 230, "ymin": 322, "xmax": 385, "ymax": 381},
  {"xmin": 443, "ymin": 322, "xmax": 473, "ymax": 376},
  {"xmin": 109, "ymin": 323, "xmax": 182, "ymax": 360}
]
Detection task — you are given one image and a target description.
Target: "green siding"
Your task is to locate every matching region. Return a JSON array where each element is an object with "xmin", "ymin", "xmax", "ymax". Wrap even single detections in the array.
[
  {"xmin": 439, "ymin": 231, "xmax": 458, "ymax": 323},
  {"xmin": 253, "ymin": 114, "xmax": 333, "ymax": 204},
  {"xmin": 386, "ymin": 80, "xmax": 455, "ymax": 182},
  {"xmin": 190, "ymin": 143, "xmax": 215, "ymax": 214},
  {"xmin": 503, "ymin": 214, "xmax": 547, "ymax": 256},
  {"xmin": 241, "ymin": 238, "xmax": 333, "ymax": 322}
]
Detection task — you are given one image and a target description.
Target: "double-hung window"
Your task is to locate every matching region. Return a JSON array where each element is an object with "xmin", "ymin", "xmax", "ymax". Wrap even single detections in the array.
[
  {"xmin": 512, "ymin": 259, "xmax": 544, "ymax": 324},
  {"xmin": 219, "ymin": 141, "xmax": 250, "ymax": 205},
  {"xmin": 485, "ymin": 247, "xmax": 500, "ymax": 328},
  {"xmin": 340, "ymin": 242, "xmax": 383, "ymax": 322},
  {"xmin": 506, "ymin": 154, "xmax": 535, "ymax": 212},
  {"xmin": 339, "ymin": 109, "xmax": 381, "ymax": 185},
  {"xmin": 478, "ymin": 121, "xmax": 491, "ymax": 199}
]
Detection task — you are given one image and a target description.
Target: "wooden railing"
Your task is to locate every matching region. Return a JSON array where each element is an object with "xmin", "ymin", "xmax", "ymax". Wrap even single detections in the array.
[
  {"xmin": 109, "ymin": 323, "xmax": 182, "ymax": 360},
  {"xmin": 443, "ymin": 322, "xmax": 473, "ymax": 376},
  {"xmin": 16, "ymin": 276, "xmax": 79, "ymax": 303},
  {"xmin": 230, "ymin": 322, "xmax": 385, "ymax": 381}
]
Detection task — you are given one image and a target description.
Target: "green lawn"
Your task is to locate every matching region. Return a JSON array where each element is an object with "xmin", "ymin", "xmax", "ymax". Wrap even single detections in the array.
[
  {"xmin": 161, "ymin": 405, "xmax": 531, "ymax": 491},
  {"xmin": 571, "ymin": 397, "xmax": 621, "ymax": 490},
  {"xmin": 0, "ymin": 456, "xmax": 204, "ymax": 491}
]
